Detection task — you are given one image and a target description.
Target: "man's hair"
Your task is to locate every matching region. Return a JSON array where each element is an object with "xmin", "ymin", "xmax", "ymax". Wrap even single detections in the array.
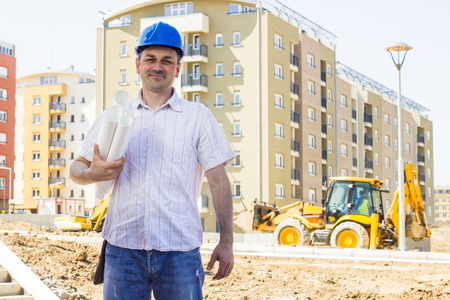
[{"xmin": 137, "ymin": 47, "xmax": 182, "ymax": 65}]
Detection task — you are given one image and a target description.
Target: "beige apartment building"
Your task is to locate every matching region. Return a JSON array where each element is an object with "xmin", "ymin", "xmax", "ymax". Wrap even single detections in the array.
[
  {"xmin": 97, "ymin": 0, "xmax": 434, "ymax": 249},
  {"xmin": 434, "ymin": 186, "xmax": 450, "ymax": 224},
  {"xmin": 15, "ymin": 68, "xmax": 96, "ymax": 213}
]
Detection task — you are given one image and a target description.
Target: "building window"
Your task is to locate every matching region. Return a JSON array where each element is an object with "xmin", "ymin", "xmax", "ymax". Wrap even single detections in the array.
[
  {"xmin": 427, "ymin": 149, "xmax": 431, "ymax": 159},
  {"xmin": 385, "ymin": 135, "xmax": 390, "ymax": 146},
  {"xmin": 374, "ymin": 107, "xmax": 379, "ymax": 118},
  {"xmin": 33, "ymin": 97, "xmax": 41, "ymax": 106},
  {"xmin": 385, "ymin": 156, "xmax": 390, "ymax": 168},
  {"xmin": 70, "ymin": 97, "xmax": 75, "ymax": 104},
  {"xmin": 375, "ymin": 130, "xmax": 379, "ymax": 141},
  {"xmin": 193, "ymin": 64, "xmax": 200, "ymax": 78},
  {"xmin": 327, "ymin": 115, "xmax": 333, "ymax": 127},
  {"xmin": 386, "ymin": 179, "xmax": 391, "ymax": 190},
  {"xmin": 0, "ymin": 66, "xmax": 7, "ymax": 78},
  {"xmin": 309, "ymin": 189, "xmax": 316, "ymax": 202},
  {"xmin": 427, "ymin": 187, "xmax": 432, "ymax": 197},
  {"xmin": 327, "ymin": 89, "xmax": 332, "ymax": 101},
  {"xmin": 275, "ymin": 123, "xmax": 284, "ymax": 139},
  {"xmin": 328, "ymin": 140, "xmax": 333, "ymax": 153},
  {"xmin": 70, "ymin": 152, "xmax": 74, "ymax": 160},
  {"xmin": 0, "ymin": 111, "xmax": 6, "ymax": 122},
  {"xmin": 394, "ymin": 118, "xmax": 398, "ymax": 128},
  {"xmin": 405, "ymin": 122, "xmax": 410, "ymax": 133},
  {"xmin": 120, "ymin": 70, "xmax": 127, "ymax": 85},
  {"xmin": 275, "ymin": 153, "xmax": 284, "ymax": 169},
  {"xmin": 341, "ymin": 169, "xmax": 348, "ymax": 176},
  {"xmin": 340, "ymin": 95, "xmax": 347, "ymax": 107},
  {"xmin": 274, "ymin": 34, "xmax": 283, "ymax": 50},
  {"xmin": 193, "ymin": 93, "xmax": 200, "ymax": 103},
  {"xmin": 215, "ymin": 33, "xmax": 223, "ymax": 47},
  {"xmin": 274, "ymin": 94, "xmax": 283, "ymax": 109},
  {"xmin": 395, "ymin": 139, "xmax": 398, "ymax": 150},
  {"xmin": 384, "ymin": 113, "xmax": 390, "ymax": 125},
  {"xmin": 233, "ymin": 153, "xmax": 241, "ymax": 167},
  {"xmin": 81, "ymin": 114, "xmax": 86, "ymax": 122},
  {"xmin": 120, "ymin": 42, "xmax": 127, "ymax": 56},
  {"xmin": 375, "ymin": 153, "xmax": 379, "ymax": 165},
  {"xmin": 341, "ymin": 144, "xmax": 348, "ymax": 157},
  {"xmin": 165, "ymin": 2, "xmax": 193, "ymax": 16},
  {"xmin": 307, "ymin": 81, "xmax": 315, "ymax": 95},
  {"xmin": 340, "ymin": 119, "xmax": 347, "ymax": 132},
  {"xmin": 229, "ymin": 3, "xmax": 254, "ymax": 14},
  {"xmin": 428, "ymin": 168, "xmax": 432, "ymax": 178},
  {"xmin": 215, "ymin": 93, "xmax": 223, "ymax": 107},
  {"xmin": 232, "ymin": 32, "xmax": 241, "ymax": 46},
  {"xmin": 70, "ymin": 135, "xmax": 75, "ymax": 141},
  {"xmin": 32, "ymin": 189, "xmax": 40, "ymax": 198},
  {"xmin": 308, "ymin": 162, "xmax": 316, "ymax": 176},
  {"xmin": 0, "ymin": 89, "xmax": 7, "ymax": 100},
  {"xmin": 40, "ymin": 75, "xmax": 57, "ymax": 85},
  {"xmin": 307, "ymin": 54, "xmax": 315, "ymax": 68},
  {"xmin": 0, "ymin": 155, "xmax": 5, "ymax": 166},
  {"xmin": 327, "ymin": 63, "xmax": 332, "ymax": 76},
  {"xmin": 32, "ymin": 152, "xmax": 40, "ymax": 161},
  {"xmin": 274, "ymin": 64, "xmax": 283, "ymax": 79},
  {"xmin": 308, "ymin": 108, "xmax": 315, "ymax": 122},
  {"xmin": 32, "ymin": 171, "xmax": 40, "ymax": 180},
  {"xmin": 70, "ymin": 115, "xmax": 75, "ymax": 122},
  {"xmin": 275, "ymin": 184, "xmax": 284, "ymax": 199},
  {"xmin": 233, "ymin": 122, "xmax": 241, "ymax": 136},
  {"xmin": 233, "ymin": 62, "xmax": 241, "ymax": 76},
  {"xmin": 32, "ymin": 114, "xmax": 41, "ymax": 124},
  {"xmin": 233, "ymin": 92, "xmax": 241, "ymax": 106},
  {"xmin": 308, "ymin": 135, "xmax": 316, "ymax": 149},
  {"xmin": 328, "ymin": 166, "xmax": 333, "ymax": 177},
  {"xmin": 215, "ymin": 64, "xmax": 223, "ymax": 77},
  {"xmin": 81, "ymin": 97, "xmax": 86, "ymax": 103},
  {"xmin": 406, "ymin": 142, "xmax": 411, "ymax": 153},
  {"xmin": 427, "ymin": 130, "xmax": 431, "ymax": 140},
  {"xmin": 81, "ymin": 133, "xmax": 85, "ymax": 140},
  {"xmin": 81, "ymin": 189, "xmax": 85, "ymax": 197},
  {"xmin": 234, "ymin": 183, "xmax": 241, "ymax": 198},
  {"xmin": 32, "ymin": 133, "xmax": 40, "ymax": 142}
]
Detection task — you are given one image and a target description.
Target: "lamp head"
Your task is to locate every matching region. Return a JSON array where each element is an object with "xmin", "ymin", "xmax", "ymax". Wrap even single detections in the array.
[{"xmin": 385, "ymin": 42, "xmax": 413, "ymax": 70}]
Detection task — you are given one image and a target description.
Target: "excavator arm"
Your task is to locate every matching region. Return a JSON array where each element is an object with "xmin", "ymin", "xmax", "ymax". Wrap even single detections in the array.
[{"xmin": 385, "ymin": 163, "xmax": 431, "ymax": 241}]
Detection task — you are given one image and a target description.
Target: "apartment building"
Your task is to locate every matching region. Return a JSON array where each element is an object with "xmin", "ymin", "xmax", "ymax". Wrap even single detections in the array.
[
  {"xmin": 15, "ymin": 68, "xmax": 96, "ymax": 213},
  {"xmin": 96, "ymin": 0, "xmax": 434, "ymax": 241},
  {"xmin": 0, "ymin": 40, "xmax": 15, "ymax": 213},
  {"xmin": 434, "ymin": 186, "xmax": 450, "ymax": 224}
]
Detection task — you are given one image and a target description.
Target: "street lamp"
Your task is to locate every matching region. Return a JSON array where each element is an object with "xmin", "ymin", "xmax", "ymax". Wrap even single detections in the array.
[
  {"xmin": 385, "ymin": 42, "xmax": 413, "ymax": 251},
  {"xmin": 0, "ymin": 166, "xmax": 11, "ymax": 214}
]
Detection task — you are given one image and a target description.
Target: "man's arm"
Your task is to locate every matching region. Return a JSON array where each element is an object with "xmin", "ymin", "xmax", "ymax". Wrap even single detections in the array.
[
  {"xmin": 70, "ymin": 143, "xmax": 127, "ymax": 185},
  {"xmin": 205, "ymin": 164, "xmax": 234, "ymax": 280}
]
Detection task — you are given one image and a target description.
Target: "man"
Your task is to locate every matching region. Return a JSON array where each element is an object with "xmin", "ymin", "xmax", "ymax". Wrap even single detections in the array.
[
  {"xmin": 355, "ymin": 188, "xmax": 371, "ymax": 216},
  {"xmin": 70, "ymin": 22, "xmax": 236, "ymax": 299}
]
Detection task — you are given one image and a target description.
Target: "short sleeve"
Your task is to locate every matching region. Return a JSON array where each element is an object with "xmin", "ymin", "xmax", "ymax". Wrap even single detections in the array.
[
  {"xmin": 197, "ymin": 107, "xmax": 236, "ymax": 172},
  {"xmin": 78, "ymin": 112, "xmax": 104, "ymax": 162}
]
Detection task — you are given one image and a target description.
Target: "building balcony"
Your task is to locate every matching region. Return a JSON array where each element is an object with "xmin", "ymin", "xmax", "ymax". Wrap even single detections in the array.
[
  {"xmin": 418, "ymin": 173, "xmax": 425, "ymax": 185},
  {"xmin": 182, "ymin": 44, "xmax": 208, "ymax": 63},
  {"xmin": 417, "ymin": 134, "xmax": 425, "ymax": 147},
  {"xmin": 417, "ymin": 154, "xmax": 425, "ymax": 166},
  {"xmin": 48, "ymin": 177, "xmax": 65, "ymax": 187},
  {"xmin": 181, "ymin": 74, "xmax": 208, "ymax": 93},
  {"xmin": 352, "ymin": 133, "xmax": 357, "ymax": 146},
  {"xmin": 291, "ymin": 168, "xmax": 300, "ymax": 185},
  {"xmin": 321, "ymin": 97, "xmax": 326, "ymax": 112},
  {"xmin": 291, "ymin": 110, "xmax": 299, "ymax": 128},
  {"xmin": 290, "ymin": 82, "xmax": 299, "ymax": 100},
  {"xmin": 49, "ymin": 121, "xmax": 66, "ymax": 133},
  {"xmin": 364, "ymin": 158, "xmax": 373, "ymax": 173},
  {"xmin": 352, "ymin": 109, "xmax": 357, "ymax": 123},
  {"xmin": 49, "ymin": 139, "xmax": 66, "ymax": 150},
  {"xmin": 352, "ymin": 157, "xmax": 357, "ymax": 170},
  {"xmin": 322, "ymin": 148, "xmax": 327, "ymax": 164},
  {"xmin": 364, "ymin": 135, "xmax": 373, "ymax": 151},
  {"xmin": 198, "ymin": 194, "xmax": 209, "ymax": 214},
  {"xmin": 49, "ymin": 158, "xmax": 66, "ymax": 170},
  {"xmin": 363, "ymin": 113, "xmax": 372, "ymax": 127},
  {"xmin": 321, "ymin": 70, "xmax": 326, "ymax": 83},
  {"xmin": 49, "ymin": 102, "xmax": 67, "ymax": 114},
  {"xmin": 322, "ymin": 175, "xmax": 328, "ymax": 190},
  {"xmin": 291, "ymin": 139, "xmax": 300, "ymax": 157},
  {"xmin": 321, "ymin": 123, "xmax": 327, "ymax": 138},
  {"xmin": 290, "ymin": 53, "xmax": 299, "ymax": 71}
]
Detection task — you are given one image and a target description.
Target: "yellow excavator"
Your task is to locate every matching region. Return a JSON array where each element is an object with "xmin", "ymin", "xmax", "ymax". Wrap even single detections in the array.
[
  {"xmin": 53, "ymin": 196, "xmax": 110, "ymax": 232},
  {"xmin": 234, "ymin": 162, "xmax": 431, "ymax": 249}
]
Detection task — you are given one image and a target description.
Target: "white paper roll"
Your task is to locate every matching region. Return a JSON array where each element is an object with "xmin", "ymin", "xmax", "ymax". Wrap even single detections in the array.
[
  {"xmin": 125, "ymin": 106, "xmax": 139, "ymax": 119},
  {"xmin": 96, "ymin": 114, "xmax": 135, "ymax": 199},
  {"xmin": 96, "ymin": 105, "xmax": 123, "ymax": 160},
  {"xmin": 113, "ymin": 90, "xmax": 132, "ymax": 110}
]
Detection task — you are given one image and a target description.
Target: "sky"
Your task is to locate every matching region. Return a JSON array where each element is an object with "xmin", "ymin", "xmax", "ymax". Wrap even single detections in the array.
[{"xmin": 1, "ymin": 0, "xmax": 449, "ymax": 186}]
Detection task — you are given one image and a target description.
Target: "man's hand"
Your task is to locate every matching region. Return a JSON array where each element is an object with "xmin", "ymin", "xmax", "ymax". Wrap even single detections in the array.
[
  {"xmin": 70, "ymin": 143, "xmax": 127, "ymax": 185},
  {"xmin": 206, "ymin": 240, "xmax": 234, "ymax": 280}
]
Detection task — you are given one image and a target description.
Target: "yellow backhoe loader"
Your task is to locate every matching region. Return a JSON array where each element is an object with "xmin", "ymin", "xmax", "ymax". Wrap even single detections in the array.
[
  {"xmin": 54, "ymin": 196, "xmax": 110, "ymax": 232},
  {"xmin": 234, "ymin": 162, "xmax": 431, "ymax": 249}
]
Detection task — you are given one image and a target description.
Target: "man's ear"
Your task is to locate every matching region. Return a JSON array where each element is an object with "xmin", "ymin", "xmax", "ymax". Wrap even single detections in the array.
[
  {"xmin": 135, "ymin": 57, "xmax": 141, "ymax": 74},
  {"xmin": 175, "ymin": 63, "xmax": 181, "ymax": 78}
]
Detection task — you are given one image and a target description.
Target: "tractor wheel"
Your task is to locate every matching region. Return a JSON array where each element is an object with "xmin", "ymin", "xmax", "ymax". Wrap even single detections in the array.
[
  {"xmin": 274, "ymin": 219, "xmax": 310, "ymax": 246},
  {"xmin": 330, "ymin": 222, "xmax": 369, "ymax": 249}
]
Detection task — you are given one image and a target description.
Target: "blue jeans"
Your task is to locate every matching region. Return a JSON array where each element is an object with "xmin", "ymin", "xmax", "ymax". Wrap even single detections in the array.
[{"xmin": 103, "ymin": 242, "xmax": 204, "ymax": 300}]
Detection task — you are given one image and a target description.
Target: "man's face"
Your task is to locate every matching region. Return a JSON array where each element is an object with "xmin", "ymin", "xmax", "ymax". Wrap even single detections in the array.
[{"xmin": 136, "ymin": 46, "xmax": 181, "ymax": 94}]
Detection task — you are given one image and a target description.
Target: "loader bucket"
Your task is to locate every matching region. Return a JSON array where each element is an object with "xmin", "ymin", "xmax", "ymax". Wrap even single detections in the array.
[{"xmin": 405, "ymin": 214, "xmax": 430, "ymax": 241}]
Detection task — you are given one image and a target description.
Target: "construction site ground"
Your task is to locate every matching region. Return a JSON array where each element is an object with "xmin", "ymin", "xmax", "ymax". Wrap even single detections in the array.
[{"xmin": 1, "ymin": 220, "xmax": 449, "ymax": 300}]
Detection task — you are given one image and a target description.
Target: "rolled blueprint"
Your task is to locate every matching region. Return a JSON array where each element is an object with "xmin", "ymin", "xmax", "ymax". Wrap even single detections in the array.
[
  {"xmin": 125, "ymin": 106, "xmax": 139, "ymax": 119},
  {"xmin": 96, "ymin": 114, "xmax": 135, "ymax": 200},
  {"xmin": 96, "ymin": 105, "xmax": 123, "ymax": 160},
  {"xmin": 113, "ymin": 90, "xmax": 132, "ymax": 110}
]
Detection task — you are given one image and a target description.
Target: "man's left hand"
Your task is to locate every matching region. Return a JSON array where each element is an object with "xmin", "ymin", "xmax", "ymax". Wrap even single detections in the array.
[{"xmin": 206, "ymin": 240, "xmax": 234, "ymax": 280}]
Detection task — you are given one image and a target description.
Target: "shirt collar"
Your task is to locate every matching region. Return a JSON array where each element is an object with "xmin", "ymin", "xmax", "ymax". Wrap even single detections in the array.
[{"xmin": 131, "ymin": 88, "xmax": 183, "ymax": 112}]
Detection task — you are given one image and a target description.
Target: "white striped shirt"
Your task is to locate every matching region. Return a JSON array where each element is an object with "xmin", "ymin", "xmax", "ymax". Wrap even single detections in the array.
[{"xmin": 79, "ymin": 90, "xmax": 236, "ymax": 251}]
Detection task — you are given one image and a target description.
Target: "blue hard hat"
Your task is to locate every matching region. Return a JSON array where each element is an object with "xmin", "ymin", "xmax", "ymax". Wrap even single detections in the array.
[{"xmin": 135, "ymin": 22, "xmax": 184, "ymax": 58}]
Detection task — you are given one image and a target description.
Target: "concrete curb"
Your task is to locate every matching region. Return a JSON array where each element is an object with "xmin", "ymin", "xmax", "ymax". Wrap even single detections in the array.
[{"xmin": 0, "ymin": 240, "xmax": 59, "ymax": 300}]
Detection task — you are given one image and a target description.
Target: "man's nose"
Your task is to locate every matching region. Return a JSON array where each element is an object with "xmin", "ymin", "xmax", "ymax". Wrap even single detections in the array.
[{"xmin": 152, "ymin": 60, "xmax": 163, "ymax": 71}]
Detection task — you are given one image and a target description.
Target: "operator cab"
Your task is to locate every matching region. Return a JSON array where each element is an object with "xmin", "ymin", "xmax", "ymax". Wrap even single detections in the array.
[{"xmin": 325, "ymin": 179, "xmax": 384, "ymax": 224}]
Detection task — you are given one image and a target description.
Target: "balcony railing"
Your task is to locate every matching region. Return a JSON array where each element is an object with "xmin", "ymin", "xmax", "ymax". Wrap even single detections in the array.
[
  {"xmin": 418, "ymin": 154, "xmax": 425, "ymax": 163},
  {"xmin": 322, "ymin": 148, "xmax": 327, "ymax": 160},
  {"xmin": 291, "ymin": 168, "xmax": 300, "ymax": 181},
  {"xmin": 48, "ymin": 177, "xmax": 65, "ymax": 185},
  {"xmin": 49, "ymin": 121, "xmax": 66, "ymax": 130},
  {"xmin": 49, "ymin": 102, "xmax": 67, "ymax": 112},
  {"xmin": 353, "ymin": 157, "xmax": 357, "ymax": 167},
  {"xmin": 290, "ymin": 53, "xmax": 299, "ymax": 68},
  {"xmin": 417, "ymin": 134, "xmax": 425, "ymax": 144},
  {"xmin": 419, "ymin": 173, "xmax": 425, "ymax": 182},
  {"xmin": 364, "ymin": 135, "xmax": 373, "ymax": 147},
  {"xmin": 49, "ymin": 139, "xmax": 66, "ymax": 148},
  {"xmin": 290, "ymin": 82, "xmax": 299, "ymax": 96},
  {"xmin": 49, "ymin": 158, "xmax": 66, "ymax": 167},
  {"xmin": 364, "ymin": 159, "xmax": 373, "ymax": 169},
  {"xmin": 352, "ymin": 109, "xmax": 357, "ymax": 120},
  {"xmin": 321, "ymin": 97, "xmax": 326, "ymax": 109},
  {"xmin": 363, "ymin": 112, "xmax": 373, "ymax": 124},
  {"xmin": 321, "ymin": 70, "xmax": 326, "ymax": 82},
  {"xmin": 321, "ymin": 123, "xmax": 327, "ymax": 135},
  {"xmin": 291, "ymin": 139, "xmax": 300, "ymax": 152},
  {"xmin": 181, "ymin": 74, "xmax": 208, "ymax": 88},
  {"xmin": 352, "ymin": 133, "xmax": 357, "ymax": 144},
  {"xmin": 322, "ymin": 175, "xmax": 327, "ymax": 187},
  {"xmin": 291, "ymin": 110, "xmax": 299, "ymax": 124},
  {"xmin": 183, "ymin": 44, "xmax": 208, "ymax": 57}
]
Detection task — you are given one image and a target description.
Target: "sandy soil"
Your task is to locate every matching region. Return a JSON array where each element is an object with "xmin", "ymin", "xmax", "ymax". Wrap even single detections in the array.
[{"xmin": 1, "ymin": 220, "xmax": 449, "ymax": 300}]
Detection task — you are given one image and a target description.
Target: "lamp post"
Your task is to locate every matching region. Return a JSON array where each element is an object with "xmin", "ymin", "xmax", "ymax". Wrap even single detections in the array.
[
  {"xmin": 0, "ymin": 166, "xmax": 11, "ymax": 214},
  {"xmin": 385, "ymin": 42, "xmax": 412, "ymax": 251}
]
